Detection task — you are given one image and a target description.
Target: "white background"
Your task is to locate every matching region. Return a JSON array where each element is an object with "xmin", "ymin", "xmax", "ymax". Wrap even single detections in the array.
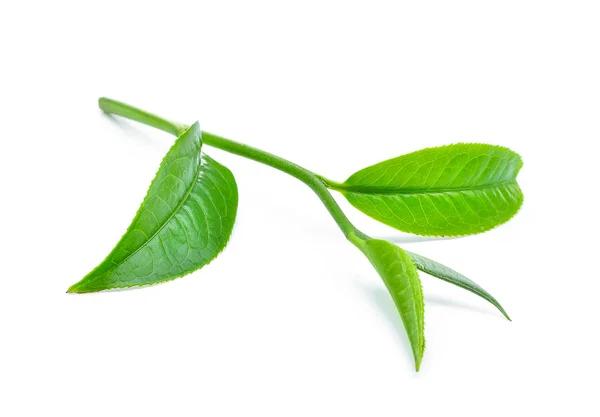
[{"xmin": 1, "ymin": 1, "xmax": 599, "ymax": 416}]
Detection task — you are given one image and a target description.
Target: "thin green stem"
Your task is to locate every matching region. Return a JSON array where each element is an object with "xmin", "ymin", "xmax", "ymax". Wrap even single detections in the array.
[
  {"xmin": 99, "ymin": 98, "xmax": 187, "ymax": 136},
  {"xmin": 201, "ymin": 132, "xmax": 364, "ymax": 240},
  {"xmin": 98, "ymin": 97, "xmax": 370, "ymax": 244}
]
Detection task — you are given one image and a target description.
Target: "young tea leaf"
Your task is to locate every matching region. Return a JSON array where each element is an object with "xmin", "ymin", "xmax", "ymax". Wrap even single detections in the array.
[
  {"xmin": 334, "ymin": 144, "xmax": 523, "ymax": 236},
  {"xmin": 406, "ymin": 251, "xmax": 510, "ymax": 320},
  {"xmin": 355, "ymin": 237, "xmax": 425, "ymax": 371},
  {"xmin": 68, "ymin": 122, "xmax": 238, "ymax": 293}
]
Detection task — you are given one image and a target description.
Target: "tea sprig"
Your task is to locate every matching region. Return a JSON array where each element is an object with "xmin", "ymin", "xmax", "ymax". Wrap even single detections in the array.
[{"xmin": 69, "ymin": 98, "xmax": 523, "ymax": 371}]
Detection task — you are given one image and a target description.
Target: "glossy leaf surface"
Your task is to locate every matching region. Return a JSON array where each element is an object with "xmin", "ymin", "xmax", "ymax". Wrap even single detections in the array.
[
  {"xmin": 358, "ymin": 238, "xmax": 425, "ymax": 370},
  {"xmin": 68, "ymin": 122, "xmax": 238, "ymax": 293},
  {"xmin": 407, "ymin": 251, "xmax": 510, "ymax": 320},
  {"xmin": 337, "ymin": 144, "xmax": 523, "ymax": 236}
]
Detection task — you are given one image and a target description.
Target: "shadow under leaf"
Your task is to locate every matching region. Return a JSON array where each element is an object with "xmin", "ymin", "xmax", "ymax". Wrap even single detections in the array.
[{"xmin": 352, "ymin": 280, "xmax": 415, "ymax": 365}]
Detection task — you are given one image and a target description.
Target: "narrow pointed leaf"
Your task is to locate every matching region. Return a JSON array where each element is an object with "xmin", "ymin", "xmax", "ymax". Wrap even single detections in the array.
[
  {"xmin": 407, "ymin": 250, "xmax": 510, "ymax": 320},
  {"xmin": 68, "ymin": 122, "xmax": 238, "ymax": 293},
  {"xmin": 335, "ymin": 144, "xmax": 523, "ymax": 236},
  {"xmin": 357, "ymin": 238, "xmax": 425, "ymax": 371}
]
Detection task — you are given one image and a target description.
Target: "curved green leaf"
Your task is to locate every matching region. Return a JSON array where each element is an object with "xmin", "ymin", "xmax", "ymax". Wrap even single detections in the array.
[
  {"xmin": 335, "ymin": 144, "xmax": 523, "ymax": 236},
  {"xmin": 406, "ymin": 251, "xmax": 510, "ymax": 320},
  {"xmin": 355, "ymin": 237, "xmax": 425, "ymax": 371},
  {"xmin": 68, "ymin": 122, "xmax": 238, "ymax": 293}
]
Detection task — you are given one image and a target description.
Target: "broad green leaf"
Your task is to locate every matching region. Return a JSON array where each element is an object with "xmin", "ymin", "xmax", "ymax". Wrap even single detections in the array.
[
  {"xmin": 335, "ymin": 144, "xmax": 523, "ymax": 236},
  {"xmin": 406, "ymin": 251, "xmax": 510, "ymax": 320},
  {"xmin": 355, "ymin": 237, "xmax": 425, "ymax": 371},
  {"xmin": 68, "ymin": 122, "xmax": 238, "ymax": 293}
]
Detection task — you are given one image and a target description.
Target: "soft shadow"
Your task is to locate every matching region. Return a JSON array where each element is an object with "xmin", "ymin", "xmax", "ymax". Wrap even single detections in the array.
[
  {"xmin": 353, "ymin": 280, "xmax": 414, "ymax": 363},
  {"xmin": 373, "ymin": 234, "xmax": 462, "ymax": 243},
  {"xmin": 103, "ymin": 113, "xmax": 165, "ymax": 148},
  {"xmin": 66, "ymin": 279, "xmax": 176, "ymax": 295},
  {"xmin": 352, "ymin": 280, "xmax": 505, "ymax": 366},
  {"xmin": 425, "ymin": 294, "xmax": 500, "ymax": 318}
]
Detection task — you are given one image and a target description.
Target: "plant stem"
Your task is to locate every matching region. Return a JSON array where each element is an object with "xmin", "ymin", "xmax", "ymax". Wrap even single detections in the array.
[
  {"xmin": 99, "ymin": 98, "xmax": 187, "ymax": 136},
  {"xmin": 98, "ymin": 97, "xmax": 369, "ymax": 244},
  {"xmin": 201, "ymin": 132, "xmax": 365, "ymax": 240}
]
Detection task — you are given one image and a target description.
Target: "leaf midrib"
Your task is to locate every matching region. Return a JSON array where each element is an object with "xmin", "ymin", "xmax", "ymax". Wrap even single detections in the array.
[
  {"xmin": 86, "ymin": 144, "xmax": 204, "ymax": 283},
  {"xmin": 337, "ymin": 179, "xmax": 517, "ymax": 195}
]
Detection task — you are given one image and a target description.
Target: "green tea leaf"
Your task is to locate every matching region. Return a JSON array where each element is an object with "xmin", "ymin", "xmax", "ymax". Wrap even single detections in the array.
[
  {"xmin": 68, "ymin": 122, "xmax": 238, "ymax": 293},
  {"xmin": 355, "ymin": 237, "xmax": 425, "ymax": 370},
  {"xmin": 335, "ymin": 144, "xmax": 523, "ymax": 236},
  {"xmin": 407, "ymin": 251, "xmax": 510, "ymax": 320}
]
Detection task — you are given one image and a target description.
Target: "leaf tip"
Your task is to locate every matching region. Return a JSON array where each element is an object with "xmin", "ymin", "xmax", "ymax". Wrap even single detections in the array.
[
  {"xmin": 66, "ymin": 285, "xmax": 79, "ymax": 294},
  {"xmin": 497, "ymin": 305, "xmax": 511, "ymax": 321},
  {"xmin": 414, "ymin": 336, "xmax": 425, "ymax": 372},
  {"xmin": 67, "ymin": 281, "xmax": 88, "ymax": 294}
]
